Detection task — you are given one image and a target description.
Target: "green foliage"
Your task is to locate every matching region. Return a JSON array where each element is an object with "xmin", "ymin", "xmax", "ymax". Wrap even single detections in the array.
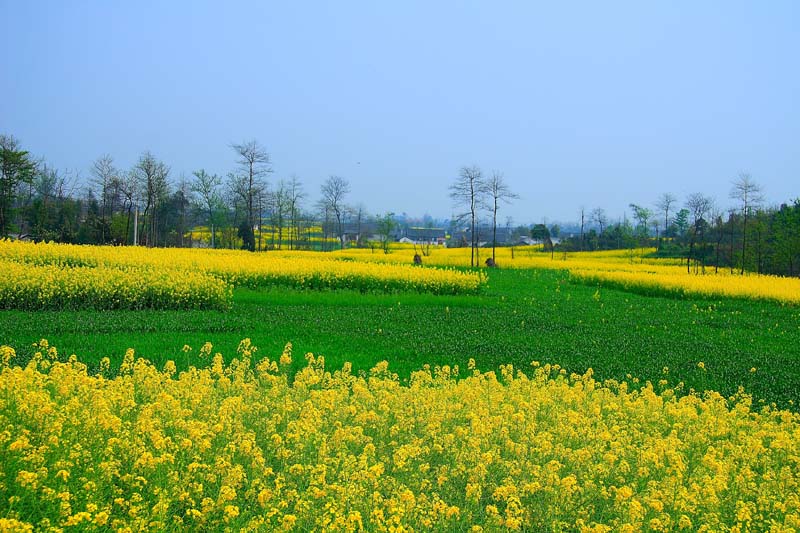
[
  {"xmin": 673, "ymin": 208, "xmax": 690, "ymax": 237},
  {"xmin": 0, "ymin": 136, "xmax": 37, "ymax": 236},
  {"xmin": 377, "ymin": 212, "xmax": 396, "ymax": 253},
  {"xmin": 530, "ymin": 223, "xmax": 550, "ymax": 241}
]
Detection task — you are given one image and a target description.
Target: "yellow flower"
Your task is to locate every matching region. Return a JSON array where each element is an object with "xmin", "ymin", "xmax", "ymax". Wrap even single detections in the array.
[
  {"xmin": 0, "ymin": 345, "xmax": 16, "ymax": 366},
  {"xmin": 281, "ymin": 514, "xmax": 297, "ymax": 530},
  {"xmin": 94, "ymin": 511, "xmax": 110, "ymax": 526},
  {"xmin": 224, "ymin": 505, "xmax": 240, "ymax": 522}
]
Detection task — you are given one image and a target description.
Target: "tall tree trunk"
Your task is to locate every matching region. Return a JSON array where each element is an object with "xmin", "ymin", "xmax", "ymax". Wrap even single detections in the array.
[
  {"xmin": 125, "ymin": 202, "xmax": 132, "ymax": 245},
  {"xmin": 492, "ymin": 198, "xmax": 498, "ymax": 262},
  {"xmin": 741, "ymin": 208, "xmax": 748, "ymax": 275}
]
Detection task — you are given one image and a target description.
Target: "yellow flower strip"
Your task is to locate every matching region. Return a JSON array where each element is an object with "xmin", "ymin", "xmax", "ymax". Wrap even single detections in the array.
[
  {"xmin": 1, "ymin": 341, "xmax": 799, "ymax": 531},
  {"xmin": 284, "ymin": 247, "xmax": 679, "ymax": 270},
  {"xmin": 0, "ymin": 240, "xmax": 484, "ymax": 296},
  {"xmin": 570, "ymin": 267, "xmax": 800, "ymax": 304},
  {"xmin": 0, "ymin": 260, "xmax": 231, "ymax": 310},
  {"xmin": 293, "ymin": 246, "xmax": 800, "ymax": 304},
  {"xmin": 191, "ymin": 253, "xmax": 483, "ymax": 294}
]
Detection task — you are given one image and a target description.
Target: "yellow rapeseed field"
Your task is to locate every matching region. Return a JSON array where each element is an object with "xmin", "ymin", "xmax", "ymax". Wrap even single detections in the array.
[
  {"xmin": 189, "ymin": 225, "xmax": 340, "ymax": 250},
  {"xmin": 314, "ymin": 247, "xmax": 800, "ymax": 305},
  {"xmin": 1, "ymin": 341, "xmax": 798, "ymax": 532},
  {"xmin": 0, "ymin": 259, "xmax": 230, "ymax": 310},
  {"xmin": 4, "ymin": 238, "xmax": 797, "ymax": 306},
  {"xmin": 569, "ymin": 267, "xmax": 800, "ymax": 305},
  {"xmin": 0, "ymin": 241, "xmax": 485, "ymax": 310}
]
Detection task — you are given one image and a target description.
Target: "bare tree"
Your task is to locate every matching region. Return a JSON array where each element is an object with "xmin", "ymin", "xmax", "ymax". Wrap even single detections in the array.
[
  {"xmin": 106, "ymin": 172, "xmax": 123, "ymax": 231},
  {"xmin": 231, "ymin": 140, "xmax": 271, "ymax": 251},
  {"xmin": 450, "ymin": 165, "xmax": 486, "ymax": 267},
  {"xmin": 579, "ymin": 206, "xmax": 586, "ymax": 251},
  {"xmin": 655, "ymin": 193, "xmax": 676, "ymax": 235},
  {"xmin": 257, "ymin": 185, "xmax": 271, "ymax": 250},
  {"xmin": 485, "ymin": 171, "xmax": 518, "ymax": 263},
  {"xmin": 590, "ymin": 207, "xmax": 608, "ymax": 235},
  {"xmin": 710, "ymin": 208, "xmax": 725, "ymax": 274},
  {"xmin": 350, "ymin": 203, "xmax": 369, "ymax": 247},
  {"xmin": 685, "ymin": 193, "xmax": 713, "ymax": 273},
  {"xmin": 286, "ymin": 175, "xmax": 305, "ymax": 250},
  {"xmin": 269, "ymin": 179, "xmax": 290, "ymax": 249},
  {"xmin": 118, "ymin": 170, "xmax": 138, "ymax": 244},
  {"xmin": 132, "ymin": 151, "xmax": 169, "ymax": 247},
  {"xmin": 173, "ymin": 175, "xmax": 193, "ymax": 247},
  {"xmin": 654, "ymin": 192, "xmax": 677, "ymax": 250},
  {"xmin": 320, "ymin": 175, "xmax": 350, "ymax": 249},
  {"xmin": 89, "ymin": 154, "xmax": 117, "ymax": 243},
  {"xmin": 226, "ymin": 171, "xmax": 250, "ymax": 249},
  {"xmin": 730, "ymin": 173, "xmax": 764, "ymax": 274},
  {"xmin": 191, "ymin": 169, "xmax": 222, "ymax": 248}
]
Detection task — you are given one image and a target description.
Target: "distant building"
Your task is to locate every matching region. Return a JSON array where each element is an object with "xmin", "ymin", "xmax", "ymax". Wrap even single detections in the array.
[
  {"xmin": 522, "ymin": 236, "xmax": 561, "ymax": 246},
  {"xmin": 450, "ymin": 226, "xmax": 515, "ymax": 247},
  {"xmin": 397, "ymin": 227, "xmax": 447, "ymax": 245},
  {"xmin": 338, "ymin": 220, "xmax": 380, "ymax": 245}
]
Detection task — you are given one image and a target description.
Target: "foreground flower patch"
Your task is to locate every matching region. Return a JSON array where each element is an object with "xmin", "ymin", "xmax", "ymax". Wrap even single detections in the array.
[{"xmin": 1, "ymin": 341, "xmax": 798, "ymax": 532}]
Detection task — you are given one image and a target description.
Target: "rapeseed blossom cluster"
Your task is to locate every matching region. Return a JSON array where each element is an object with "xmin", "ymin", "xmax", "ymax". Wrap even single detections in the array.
[
  {"xmin": 0, "ymin": 240, "xmax": 484, "ymax": 310},
  {"xmin": 0, "ymin": 259, "xmax": 230, "ymax": 310},
  {"xmin": 2, "ymin": 340, "xmax": 798, "ymax": 531}
]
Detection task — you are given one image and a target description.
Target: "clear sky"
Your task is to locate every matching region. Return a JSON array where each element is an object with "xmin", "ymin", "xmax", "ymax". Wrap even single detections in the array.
[{"xmin": 2, "ymin": 1, "xmax": 798, "ymax": 224}]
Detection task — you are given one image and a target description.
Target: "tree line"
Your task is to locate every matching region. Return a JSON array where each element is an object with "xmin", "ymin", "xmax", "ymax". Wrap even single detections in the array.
[
  {"xmin": 551, "ymin": 176, "xmax": 800, "ymax": 277},
  {"xmin": 0, "ymin": 135, "xmax": 369, "ymax": 252},
  {"xmin": 2, "ymin": 133, "xmax": 798, "ymax": 277}
]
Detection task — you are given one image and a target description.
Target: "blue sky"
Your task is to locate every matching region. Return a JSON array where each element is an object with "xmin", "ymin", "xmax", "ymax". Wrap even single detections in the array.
[{"xmin": 2, "ymin": 1, "xmax": 798, "ymax": 224}]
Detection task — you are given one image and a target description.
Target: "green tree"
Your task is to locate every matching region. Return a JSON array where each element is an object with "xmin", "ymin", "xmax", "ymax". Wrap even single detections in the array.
[
  {"xmin": 377, "ymin": 212, "xmax": 396, "ymax": 254},
  {"xmin": 0, "ymin": 134, "xmax": 37, "ymax": 236},
  {"xmin": 673, "ymin": 208, "xmax": 690, "ymax": 237},
  {"xmin": 238, "ymin": 220, "xmax": 255, "ymax": 250},
  {"xmin": 629, "ymin": 203, "xmax": 652, "ymax": 239},
  {"xmin": 531, "ymin": 223, "xmax": 553, "ymax": 257},
  {"xmin": 771, "ymin": 200, "xmax": 800, "ymax": 276}
]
